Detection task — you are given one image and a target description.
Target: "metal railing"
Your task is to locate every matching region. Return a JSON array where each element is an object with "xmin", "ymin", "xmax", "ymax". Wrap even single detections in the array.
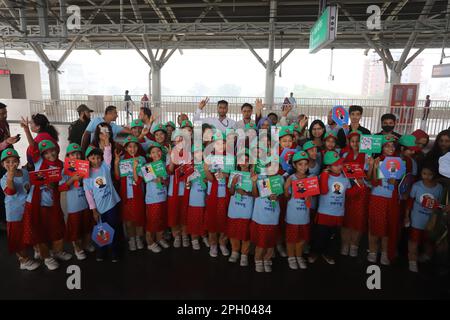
[{"xmin": 29, "ymin": 97, "xmax": 450, "ymax": 138}]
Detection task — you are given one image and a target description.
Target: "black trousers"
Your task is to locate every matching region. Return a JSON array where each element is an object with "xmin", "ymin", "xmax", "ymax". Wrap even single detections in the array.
[{"xmin": 313, "ymin": 224, "xmax": 339, "ymax": 256}]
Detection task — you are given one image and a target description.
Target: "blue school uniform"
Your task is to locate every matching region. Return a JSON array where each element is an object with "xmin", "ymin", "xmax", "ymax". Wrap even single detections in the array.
[
  {"xmin": 371, "ymin": 168, "xmax": 394, "ymax": 198},
  {"xmin": 59, "ymin": 173, "xmax": 89, "ymax": 213},
  {"xmin": 26, "ymin": 158, "xmax": 57, "ymax": 207},
  {"xmin": 83, "ymin": 162, "xmax": 121, "ymax": 214},
  {"xmin": 1, "ymin": 169, "xmax": 30, "ymax": 222},
  {"xmin": 317, "ymin": 173, "xmax": 350, "ymax": 217},
  {"xmin": 228, "ymin": 194, "xmax": 254, "ymax": 220},
  {"xmin": 410, "ymin": 181, "xmax": 443, "ymax": 230},
  {"xmin": 251, "ymin": 175, "xmax": 281, "ymax": 225},
  {"xmin": 207, "ymin": 179, "xmax": 227, "ymax": 198},
  {"xmin": 189, "ymin": 179, "xmax": 206, "ymax": 207},
  {"xmin": 168, "ymin": 175, "xmax": 185, "ymax": 196},
  {"xmin": 145, "ymin": 179, "xmax": 167, "ymax": 204},
  {"xmin": 286, "ymin": 174, "xmax": 310, "ymax": 225}
]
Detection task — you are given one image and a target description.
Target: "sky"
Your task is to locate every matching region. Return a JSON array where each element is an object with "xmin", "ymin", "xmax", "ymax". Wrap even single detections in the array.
[{"xmin": 3, "ymin": 47, "xmax": 450, "ymax": 99}]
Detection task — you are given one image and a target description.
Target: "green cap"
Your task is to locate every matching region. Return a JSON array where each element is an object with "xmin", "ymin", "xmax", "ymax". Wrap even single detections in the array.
[
  {"xmin": 1, "ymin": 148, "xmax": 19, "ymax": 162},
  {"xmin": 130, "ymin": 119, "xmax": 144, "ymax": 128},
  {"xmin": 324, "ymin": 131, "xmax": 337, "ymax": 140},
  {"xmin": 399, "ymin": 134, "xmax": 420, "ymax": 151},
  {"xmin": 292, "ymin": 123, "xmax": 303, "ymax": 134},
  {"xmin": 151, "ymin": 123, "xmax": 167, "ymax": 134},
  {"xmin": 38, "ymin": 140, "xmax": 56, "ymax": 154},
  {"xmin": 123, "ymin": 135, "xmax": 139, "ymax": 146},
  {"xmin": 245, "ymin": 123, "xmax": 257, "ymax": 130},
  {"xmin": 302, "ymin": 141, "xmax": 316, "ymax": 151},
  {"xmin": 278, "ymin": 126, "xmax": 294, "ymax": 138},
  {"xmin": 66, "ymin": 143, "xmax": 82, "ymax": 155},
  {"xmin": 382, "ymin": 135, "xmax": 396, "ymax": 146},
  {"xmin": 323, "ymin": 151, "xmax": 343, "ymax": 166},
  {"xmin": 292, "ymin": 150, "xmax": 309, "ymax": 163},
  {"xmin": 165, "ymin": 121, "xmax": 176, "ymax": 129},
  {"xmin": 181, "ymin": 120, "xmax": 193, "ymax": 128},
  {"xmin": 85, "ymin": 145, "xmax": 99, "ymax": 158},
  {"xmin": 148, "ymin": 142, "xmax": 163, "ymax": 152}
]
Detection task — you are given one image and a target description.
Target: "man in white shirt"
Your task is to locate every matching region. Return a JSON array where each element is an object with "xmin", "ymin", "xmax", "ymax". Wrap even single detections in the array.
[{"xmin": 193, "ymin": 98, "xmax": 236, "ymax": 132}]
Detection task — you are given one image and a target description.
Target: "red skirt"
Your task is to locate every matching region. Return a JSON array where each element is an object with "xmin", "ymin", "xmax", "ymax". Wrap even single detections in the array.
[
  {"xmin": 7, "ymin": 221, "xmax": 26, "ymax": 254},
  {"xmin": 285, "ymin": 223, "xmax": 311, "ymax": 243},
  {"xmin": 65, "ymin": 210, "xmax": 95, "ymax": 242},
  {"xmin": 315, "ymin": 213, "xmax": 344, "ymax": 227},
  {"xmin": 205, "ymin": 198, "xmax": 229, "ymax": 233},
  {"xmin": 22, "ymin": 203, "xmax": 65, "ymax": 245},
  {"xmin": 186, "ymin": 206, "xmax": 205, "ymax": 236},
  {"xmin": 122, "ymin": 197, "xmax": 146, "ymax": 226},
  {"xmin": 250, "ymin": 221, "xmax": 279, "ymax": 249},
  {"xmin": 343, "ymin": 186, "xmax": 369, "ymax": 233},
  {"xmin": 226, "ymin": 218, "xmax": 250, "ymax": 241},
  {"xmin": 409, "ymin": 227, "xmax": 428, "ymax": 244},
  {"xmin": 167, "ymin": 195, "xmax": 188, "ymax": 227},
  {"xmin": 146, "ymin": 202, "xmax": 167, "ymax": 233},
  {"xmin": 368, "ymin": 195, "xmax": 391, "ymax": 237}
]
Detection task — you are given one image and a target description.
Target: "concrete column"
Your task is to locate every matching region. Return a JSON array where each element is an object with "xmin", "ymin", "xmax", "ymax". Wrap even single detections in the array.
[
  {"xmin": 264, "ymin": 0, "xmax": 277, "ymax": 108},
  {"xmin": 152, "ymin": 64, "xmax": 161, "ymax": 108},
  {"xmin": 48, "ymin": 62, "xmax": 60, "ymax": 101}
]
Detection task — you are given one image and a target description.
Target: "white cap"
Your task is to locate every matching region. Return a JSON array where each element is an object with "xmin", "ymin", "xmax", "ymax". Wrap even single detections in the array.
[{"xmin": 438, "ymin": 152, "xmax": 450, "ymax": 178}]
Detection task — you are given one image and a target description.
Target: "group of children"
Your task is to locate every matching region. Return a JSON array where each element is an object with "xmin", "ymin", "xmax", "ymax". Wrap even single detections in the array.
[{"xmin": 2, "ymin": 109, "xmax": 443, "ymax": 274}]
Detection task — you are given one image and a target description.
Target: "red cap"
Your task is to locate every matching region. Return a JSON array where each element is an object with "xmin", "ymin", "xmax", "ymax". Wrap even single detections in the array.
[{"xmin": 411, "ymin": 129, "xmax": 429, "ymax": 142}]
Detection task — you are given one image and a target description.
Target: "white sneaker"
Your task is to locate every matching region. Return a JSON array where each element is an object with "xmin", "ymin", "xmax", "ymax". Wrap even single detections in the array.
[
  {"xmin": 288, "ymin": 257, "xmax": 298, "ymax": 270},
  {"xmin": 85, "ymin": 244, "xmax": 96, "ymax": 253},
  {"xmin": 264, "ymin": 260, "xmax": 273, "ymax": 272},
  {"xmin": 409, "ymin": 260, "xmax": 419, "ymax": 273},
  {"xmin": 158, "ymin": 239, "xmax": 170, "ymax": 249},
  {"xmin": 322, "ymin": 254, "xmax": 335, "ymax": 265},
  {"xmin": 209, "ymin": 245, "xmax": 218, "ymax": 258},
  {"xmin": 255, "ymin": 260, "xmax": 264, "ymax": 272},
  {"xmin": 296, "ymin": 257, "xmax": 308, "ymax": 269},
  {"xmin": 240, "ymin": 254, "xmax": 249, "ymax": 267},
  {"xmin": 182, "ymin": 235, "xmax": 190, "ymax": 248},
  {"xmin": 340, "ymin": 245, "xmax": 349, "ymax": 256},
  {"xmin": 34, "ymin": 250, "xmax": 41, "ymax": 260},
  {"xmin": 147, "ymin": 242, "xmax": 162, "ymax": 253},
  {"xmin": 136, "ymin": 237, "xmax": 145, "ymax": 250},
  {"xmin": 173, "ymin": 236, "xmax": 182, "ymax": 248},
  {"xmin": 367, "ymin": 252, "xmax": 377, "ymax": 263},
  {"xmin": 20, "ymin": 259, "xmax": 41, "ymax": 271},
  {"xmin": 349, "ymin": 245, "xmax": 359, "ymax": 257},
  {"xmin": 53, "ymin": 251, "xmax": 73, "ymax": 261},
  {"xmin": 228, "ymin": 252, "xmax": 240, "ymax": 263},
  {"xmin": 192, "ymin": 239, "xmax": 201, "ymax": 251},
  {"xmin": 380, "ymin": 252, "xmax": 390, "ymax": 266},
  {"xmin": 276, "ymin": 244, "xmax": 287, "ymax": 258},
  {"xmin": 202, "ymin": 236, "xmax": 210, "ymax": 248},
  {"xmin": 75, "ymin": 250, "xmax": 87, "ymax": 261},
  {"xmin": 128, "ymin": 238, "xmax": 137, "ymax": 251},
  {"xmin": 44, "ymin": 258, "xmax": 59, "ymax": 270},
  {"xmin": 220, "ymin": 245, "xmax": 230, "ymax": 256}
]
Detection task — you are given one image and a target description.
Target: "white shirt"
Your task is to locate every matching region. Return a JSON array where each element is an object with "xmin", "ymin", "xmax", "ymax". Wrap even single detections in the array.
[{"xmin": 193, "ymin": 108, "xmax": 236, "ymax": 132}]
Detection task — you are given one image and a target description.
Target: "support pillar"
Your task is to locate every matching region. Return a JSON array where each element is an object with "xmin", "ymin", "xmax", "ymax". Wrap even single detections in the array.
[
  {"xmin": 151, "ymin": 64, "xmax": 161, "ymax": 108},
  {"xmin": 48, "ymin": 63, "xmax": 60, "ymax": 101},
  {"xmin": 264, "ymin": 0, "xmax": 277, "ymax": 108}
]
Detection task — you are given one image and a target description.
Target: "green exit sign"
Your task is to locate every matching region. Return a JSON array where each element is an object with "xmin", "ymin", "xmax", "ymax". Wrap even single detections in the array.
[{"xmin": 309, "ymin": 6, "xmax": 338, "ymax": 54}]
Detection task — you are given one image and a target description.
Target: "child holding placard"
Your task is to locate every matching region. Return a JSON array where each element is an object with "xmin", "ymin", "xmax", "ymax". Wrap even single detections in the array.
[
  {"xmin": 226, "ymin": 152, "xmax": 256, "ymax": 266},
  {"xmin": 59, "ymin": 143, "xmax": 94, "ymax": 260},
  {"xmin": 340, "ymin": 131, "xmax": 369, "ymax": 257},
  {"xmin": 309, "ymin": 151, "xmax": 350, "ymax": 265},
  {"xmin": 144, "ymin": 143, "xmax": 169, "ymax": 253},
  {"xmin": 1, "ymin": 148, "xmax": 40, "ymax": 271},
  {"xmin": 366, "ymin": 135, "xmax": 400, "ymax": 265},
  {"xmin": 23, "ymin": 140, "xmax": 71, "ymax": 270},
  {"xmin": 404, "ymin": 165, "xmax": 443, "ymax": 272},
  {"xmin": 204, "ymin": 132, "xmax": 231, "ymax": 258},
  {"xmin": 251, "ymin": 163, "xmax": 284, "ymax": 272},
  {"xmin": 84, "ymin": 144, "xmax": 121, "ymax": 262},
  {"xmin": 186, "ymin": 145, "xmax": 207, "ymax": 250},
  {"xmin": 284, "ymin": 151, "xmax": 312, "ymax": 270},
  {"xmin": 114, "ymin": 136, "xmax": 147, "ymax": 252}
]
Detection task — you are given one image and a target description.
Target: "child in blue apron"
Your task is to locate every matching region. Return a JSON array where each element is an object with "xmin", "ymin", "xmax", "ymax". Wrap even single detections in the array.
[
  {"xmin": 144, "ymin": 143, "xmax": 169, "ymax": 253},
  {"xmin": 59, "ymin": 143, "xmax": 93, "ymax": 260},
  {"xmin": 1, "ymin": 148, "xmax": 40, "ymax": 271},
  {"xmin": 284, "ymin": 151, "xmax": 312, "ymax": 270},
  {"xmin": 83, "ymin": 143, "xmax": 121, "ymax": 262},
  {"xmin": 309, "ymin": 151, "xmax": 350, "ymax": 265},
  {"xmin": 186, "ymin": 144, "xmax": 207, "ymax": 250},
  {"xmin": 226, "ymin": 152, "xmax": 256, "ymax": 267},
  {"xmin": 250, "ymin": 160, "xmax": 283, "ymax": 273},
  {"xmin": 405, "ymin": 165, "xmax": 443, "ymax": 272}
]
